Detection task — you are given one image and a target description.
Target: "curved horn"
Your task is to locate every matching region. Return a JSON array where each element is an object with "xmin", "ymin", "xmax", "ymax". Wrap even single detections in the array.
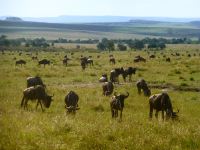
[{"xmin": 125, "ymin": 92, "xmax": 129, "ymax": 97}]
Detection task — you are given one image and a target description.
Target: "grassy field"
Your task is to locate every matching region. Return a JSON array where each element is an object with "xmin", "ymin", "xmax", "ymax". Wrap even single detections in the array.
[{"xmin": 0, "ymin": 45, "xmax": 200, "ymax": 149}]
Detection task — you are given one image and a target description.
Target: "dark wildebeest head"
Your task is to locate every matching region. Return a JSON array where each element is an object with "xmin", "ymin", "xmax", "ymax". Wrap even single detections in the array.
[
  {"xmin": 110, "ymin": 92, "xmax": 129, "ymax": 121},
  {"xmin": 16, "ymin": 59, "xmax": 26, "ymax": 66},
  {"xmin": 149, "ymin": 93, "xmax": 179, "ymax": 120},
  {"xmin": 102, "ymin": 81, "xmax": 114, "ymax": 96},
  {"xmin": 123, "ymin": 67, "xmax": 137, "ymax": 82},
  {"xmin": 136, "ymin": 79, "xmax": 151, "ymax": 96},
  {"xmin": 27, "ymin": 76, "xmax": 46, "ymax": 88},
  {"xmin": 65, "ymin": 91, "xmax": 79, "ymax": 114},
  {"xmin": 21, "ymin": 85, "xmax": 53, "ymax": 111}
]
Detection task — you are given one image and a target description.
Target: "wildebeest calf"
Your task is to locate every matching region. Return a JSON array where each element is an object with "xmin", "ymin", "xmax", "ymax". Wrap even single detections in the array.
[
  {"xmin": 149, "ymin": 93, "xmax": 179, "ymax": 120},
  {"xmin": 21, "ymin": 85, "xmax": 53, "ymax": 111},
  {"xmin": 65, "ymin": 91, "xmax": 79, "ymax": 114}
]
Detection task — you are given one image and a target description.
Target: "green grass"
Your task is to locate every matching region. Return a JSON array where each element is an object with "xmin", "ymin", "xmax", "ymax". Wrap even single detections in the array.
[{"xmin": 0, "ymin": 45, "xmax": 200, "ymax": 149}]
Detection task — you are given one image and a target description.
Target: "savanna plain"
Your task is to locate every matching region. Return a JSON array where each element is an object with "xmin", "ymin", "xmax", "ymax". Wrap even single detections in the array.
[{"xmin": 0, "ymin": 44, "xmax": 200, "ymax": 150}]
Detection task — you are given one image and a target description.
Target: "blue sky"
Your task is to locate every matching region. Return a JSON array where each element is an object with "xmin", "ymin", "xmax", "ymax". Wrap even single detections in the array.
[{"xmin": 0, "ymin": 0, "xmax": 199, "ymax": 18}]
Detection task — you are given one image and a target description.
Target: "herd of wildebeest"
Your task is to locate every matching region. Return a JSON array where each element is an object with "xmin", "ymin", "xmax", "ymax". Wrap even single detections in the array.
[{"xmin": 8, "ymin": 49, "xmax": 200, "ymax": 121}]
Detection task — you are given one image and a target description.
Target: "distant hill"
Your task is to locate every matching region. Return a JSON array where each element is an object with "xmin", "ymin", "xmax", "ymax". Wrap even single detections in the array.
[
  {"xmin": 189, "ymin": 21, "xmax": 200, "ymax": 27},
  {"xmin": 5, "ymin": 17, "xmax": 23, "ymax": 22}
]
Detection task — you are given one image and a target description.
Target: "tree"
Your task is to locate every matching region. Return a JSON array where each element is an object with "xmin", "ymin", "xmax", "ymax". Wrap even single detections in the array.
[{"xmin": 117, "ymin": 43, "xmax": 127, "ymax": 51}]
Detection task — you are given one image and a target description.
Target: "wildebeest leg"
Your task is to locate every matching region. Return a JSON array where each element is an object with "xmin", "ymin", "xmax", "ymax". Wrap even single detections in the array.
[
  {"xmin": 21, "ymin": 96, "xmax": 25, "ymax": 107},
  {"xmin": 129, "ymin": 75, "xmax": 132, "ymax": 82},
  {"xmin": 36, "ymin": 100, "xmax": 39, "ymax": 110},
  {"xmin": 24, "ymin": 98, "xmax": 28, "ymax": 110},
  {"xmin": 155, "ymin": 110, "xmax": 159, "ymax": 119},
  {"xmin": 138, "ymin": 87, "xmax": 141, "ymax": 95},
  {"xmin": 149, "ymin": 105, "xmax": 153, "ymax": 119},
  {"xmin": 38, "ymin": 99, "xmax": 44, "ymax": 111},
  {"xmin": 111, "ymin": 109, "xmax": 114, "ymax": 118},
  {"xmin": 162, "ymin": 110, "xmax": 165, "ymax": 121},
  {"xmin": 116, "ymin": 110, "xmax": 118, "ymax": 117}
]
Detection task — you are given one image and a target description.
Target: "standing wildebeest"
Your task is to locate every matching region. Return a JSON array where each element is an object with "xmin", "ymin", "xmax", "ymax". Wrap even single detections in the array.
[
  {"xmin": 110, "ymin": 67, "xmax": 124, "ymax": 83},
  {"xmin": 102, "ymin": 82, "xmax": 114, "ymax": 96},
  {"xmin": 32, "ymin": 56, "xmax": 38, "ymax": 60},
  {"xmin": 27, "ymin": 76, "xmax": 45, "ymax": 88},
  {"xmin": 38, "ymin": 59, "xmax": 50, "ymax": 67},
  {"xmin": 99, "ymin": 74, "xmax": 108, "ymax": 82},
  {"xmin": 65, "ymin": 91, "xmax": 79, "ymax": 114},
  {"xmin": 87, "ymin": 58, "xmax": 93, "ymax": 66},
  {"xmin": 15, "ymin": 59, "xmax": 26, "ymax": 66},
  {"xmin": 123, "ymin": 67, "xmax": 137, "ymax": 82},
  {"xmin": 63, "ymin": 58, "xmax": 71, "ymax": 66},
  {"xmin": 149, "ymin": 93, "xmax": 179, "ymax": 120},
  {"xmin": 109, "ymin": 57, "xmax": 116, "ymax": 65},
  {"xmin": 136, "ymin": 79, "xmax": 151, "ymax": 96},
  {"xmin": 166, "ymin": 57, "xmax": 171, "ymax": 62},
  {"xmin": 80, "ymin": 57, "xmax": 87, "ymax": 70},
  {"xmin": 110, "ymin": 92, "xmax": 129, "ymax": 121},
  {"xmin": 21, "ymin": 85, "xmax": 53, "ymax": 111},
  {"xmin": 134, "ymin": 56, "xmax": 146, "ymax": 62}
]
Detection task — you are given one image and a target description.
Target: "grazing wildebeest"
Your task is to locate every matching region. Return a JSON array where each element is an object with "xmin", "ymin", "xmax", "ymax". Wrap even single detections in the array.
[
  {"xmin": 97, "ymin": 55, "xmax": 100, "ymax": 58},
  {"xmin": 87, "ymin": 58, "xmax": 93, "ymax": 66},
  {"xmin": 38, "ymin": 59, "xmax": 50, "ymax": 67},
  {"xmin": 99, "ymin": 74, "xmax": 108, "ymax": 82},
  {"xmin": 149, "ymin": 93, "xmax": 179, "ymax": 120},
  {"xmin": 109, "ymin": 58, "xmax": 116, "ymax": 65},
  {"xmin": 102, "ymin": 82, "xmax": 114, "ymax": 96},
  {"xmin": 32, "ymin": 56, "xmax": 38, "ymax": 60},
  {"xmin": 27, "ymin": 76, "xmax": 45, "ymax": 88},
  {"xmin": 15, "ymin": 59, "xmax": 26, "ymax": 66},
  {"xmin": 110, "ymin": 92, "xmax": 129, "ymax": 121},
  {"xmin": 21, "ymin": 85, "xmax": 53, "ymax": 111},
  {"xmin": 134, "ymin": 56, "xmax": 146, "ymax": 62},
  {"xmin": 136, "ymin": 79, "xmax": 151, "ymax": 96},
  {"xmin": 188, "ymin": 54, "xmax": 191, "ymax": 57},
  {"xmin": 80, "ymin": 57, "xmax": 87, "ymax": 70},
  {"xmin": 166, "ymin": 57, "xmax": 171, "ymax": 62},
  {"xmin": 65, "ymin": 91, "xmax": 79, "ymax": 114},
  {"xmin": 123, "ymin": 67, "xmax": 137, "ymax": 82},
  {"xmin": 149, "ymin": 55, "xmax": 156, "ymax": 59},
  {"xmin": 63, "ymin": 58, "xmax": 71, "ymax": 66},
  {"xmin": 110, "ymin": 67, "xmax": 124, "ymax": 83}
]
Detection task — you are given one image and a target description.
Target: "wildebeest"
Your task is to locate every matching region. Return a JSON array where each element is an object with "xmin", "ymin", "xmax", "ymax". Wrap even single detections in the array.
[
  {"xmin": 110, "ymin": 92, "xmax": 129, "ymax": 120},
  {"xmin": 63, "ymin": 58, "xmax": 71, "ymax": 66},
  {"xmin": 102, "ymin": 82, "xmax": 114, "ymax": 96},
  {"xmin": 149, "ymin": 55, "xmax": 156, "ymax": 59},
  {"xmin": 80, "ymin": 57, "xmax": 87, "ymax": 70},
  {"xmin": 15, "ymin": 59, "xmax": 26, "ymax": 66},
  {"xmin": 134, "ymin": 56, "xmax": 146, "ymax": 62},
  {"xmin": 123, "ymin": 67, "xmax": 137, "ymax": 82},
  {"xmin": 65, "ymin": 91, "xmax": 79, "ymax": 114},
  {"xmin": 27, "ymin": 76, "xmax": 45, "ymax": 88},
  {"xmin": 99, "ymin": 74, "xmax": 108, "ymax": 82},
  {"xmin": 149, "ymin": 93, "xmax": 179, "ymax": 120},
  {"xmin": 166, "ymin": 57, "xmax": 171, "ymax": 62},
  {"xmin": 38, "ymin": 59, "xmax": 50, "ymax": 67},
  {"xmin": 136, "ymin": 79, "xmax": 151, "ymax": 96},
  {"xmin": 32, "ymin": 56, "xmax": 38, "ymax": 60},
  {"xmin": 87, "ymin": 58, "xmax": 93, "ymax": 66},
  {"xmin": 110, "ymin": 67, "xmax": 124, "ymax": 83},
  {"xmin": 21, "ymin": 85, "xmax": 53, "ymax": 111},
  {"xmin": 109, "ymin": 58, "xmax": 116, "ymax": 65}
]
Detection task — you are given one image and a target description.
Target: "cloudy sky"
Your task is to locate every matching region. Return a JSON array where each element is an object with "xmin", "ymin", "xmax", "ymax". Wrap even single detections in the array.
[{"xmin": 0, "ymin": 0, "xmax": 199, "ymax": 18}]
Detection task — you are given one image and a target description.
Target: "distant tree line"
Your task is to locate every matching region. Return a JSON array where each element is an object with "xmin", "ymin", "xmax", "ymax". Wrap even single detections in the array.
[{"xmin": 1, "ymin": 35, "xmax": 200, "ymax": 51}]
